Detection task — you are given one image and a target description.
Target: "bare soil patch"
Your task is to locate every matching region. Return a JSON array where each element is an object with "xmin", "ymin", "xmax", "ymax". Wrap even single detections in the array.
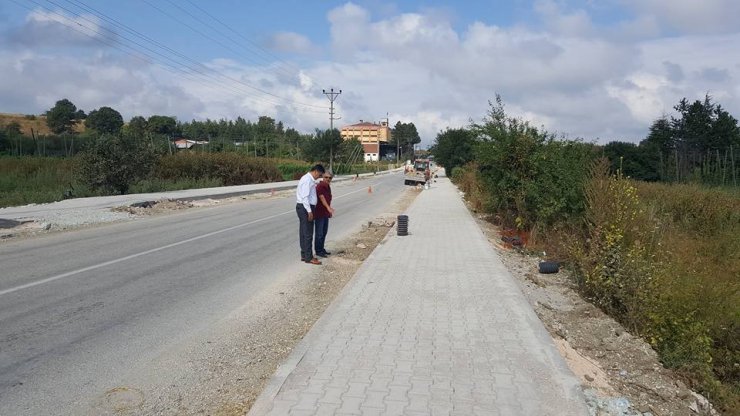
[{"xmin": 473, "ymin": 213, "xmax": 717, "ymax": 416}]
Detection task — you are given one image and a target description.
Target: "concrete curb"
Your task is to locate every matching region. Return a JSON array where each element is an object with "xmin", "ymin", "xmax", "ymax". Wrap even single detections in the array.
[{"xmin": 0, "ymin": 168, "xmax": 403, "ymax": 220}]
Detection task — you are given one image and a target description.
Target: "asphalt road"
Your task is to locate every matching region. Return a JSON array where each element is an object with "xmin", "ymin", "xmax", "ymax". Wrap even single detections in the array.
[{"xmin": 0, "ymin": 173, "xmax": 408, "ymax": 415}]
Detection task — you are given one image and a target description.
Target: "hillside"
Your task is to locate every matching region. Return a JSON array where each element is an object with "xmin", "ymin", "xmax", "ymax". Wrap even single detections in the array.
[{"xmin": 0, "ymin": 113, "xmax": 85, "ymax": 136}]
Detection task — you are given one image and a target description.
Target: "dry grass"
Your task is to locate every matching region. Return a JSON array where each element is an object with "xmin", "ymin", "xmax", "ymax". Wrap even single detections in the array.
[
  {"xmin": 0, "ymin": 112, "xmax": 85, "ymax": 136},
  {"xmin": 453, "ymin": 161, "xmax": 740, "ymax": 413}
]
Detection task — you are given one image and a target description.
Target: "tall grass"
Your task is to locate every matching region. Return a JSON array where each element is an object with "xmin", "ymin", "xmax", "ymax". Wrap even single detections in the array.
[
  {"xmin": 154, "ymin": 152, "xmax": 284, "ymax": 185},
  {"xmin": 451, "ymin": 157, "xmax": 739, "ymax": 413},
  {"xmin": 572, "ymin": 162, "xmax": 740, "ymax": 412},
  {"xmin": 0, "ymin": 157, "xmax": 86, "ymax": 207},
  {"xmin": 1, "ymin": 153, "xmax": 296, "ymax": 207}
]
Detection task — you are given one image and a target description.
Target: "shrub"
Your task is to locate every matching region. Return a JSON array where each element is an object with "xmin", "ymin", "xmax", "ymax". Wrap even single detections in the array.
[
  {"xmin": 573, "ymin": 159, "xmax": 664, "ymax": 325},
  {"xmin": 571, "ymin": 160, "xmax": 740, "ymax": 412},
  {"xmin": 276, "ymin": 162, "xmax": 312, "ymax": 181},
  {"xmin": 155, "ymin": 152, "xmax": 283, "ymax": 185},
  {"xmin": 450, "ymin": 166, "xmax": 464, "ymax": 182},
  {"xmin": 452, "ymin": 163, "xmax": 490, "ymax": 213},
  {"xmin": 76, "ymin": 134, "xmax": 158, "ymax": 194},
  {"xmin": 0, "ymin": 156, "xmax": 81, "ymax": 207},
  {"xmin": 473, "ymin": 98, "xmax": 594, "ymax": 229}
]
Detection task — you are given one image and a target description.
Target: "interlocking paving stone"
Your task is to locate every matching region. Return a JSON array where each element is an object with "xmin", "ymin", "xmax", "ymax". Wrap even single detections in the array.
[{"xmin": 249, "ymin": 177, "xmax": 589, "ymax": 416}]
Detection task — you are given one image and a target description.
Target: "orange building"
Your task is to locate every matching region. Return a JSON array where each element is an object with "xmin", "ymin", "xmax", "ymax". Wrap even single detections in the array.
[{"xmin": 340, "ymin": 120, "xmax": 391, "ymax": 162}]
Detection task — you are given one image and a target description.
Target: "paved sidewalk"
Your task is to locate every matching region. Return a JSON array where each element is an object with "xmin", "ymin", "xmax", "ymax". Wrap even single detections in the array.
[{"xmin": 249, "ymin": 177, "xmax": 589, "ymax": 416}]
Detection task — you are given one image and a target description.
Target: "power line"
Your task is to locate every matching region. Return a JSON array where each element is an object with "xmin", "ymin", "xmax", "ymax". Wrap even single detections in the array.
[
  {"xmin": 15, "ymin": 0, "xmax": 327, "ymax": 114},
  {"xmin": 141, "ymin": 0, "xmax": 323, "ymax": 107},
  {"xmin": 58, "ymin": 0, "xmax": 301, "ymax": 109},
  {"xmin": 181, "ymin": 0, "xmax": 308, "ymax": 80},
  {"xmin": 109, "ymin": 0, "xmax": 327, "ymax": 110},
  {"xmin": 35, "ymin": 0, "xmax": 325, "ymax": 109}
]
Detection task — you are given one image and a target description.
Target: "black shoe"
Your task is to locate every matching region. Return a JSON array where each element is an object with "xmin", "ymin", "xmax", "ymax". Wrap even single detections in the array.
[{"xmin": 316, "ymin": 252, "xmax": 328, "ymax": 258}]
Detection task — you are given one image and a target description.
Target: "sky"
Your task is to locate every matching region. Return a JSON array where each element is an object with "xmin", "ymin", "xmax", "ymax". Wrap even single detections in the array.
[{"xmin": 1, "ymin": 0, "xmax": 740, "ymax": 146}]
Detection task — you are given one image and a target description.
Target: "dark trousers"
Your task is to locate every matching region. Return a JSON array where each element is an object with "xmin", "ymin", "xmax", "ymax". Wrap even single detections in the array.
[
  {"xmin": 297, "ymin": 204, "xmax": 315, "ymax": 260},
  {"xmin": 314, "ymin": 217, "xmax": 329, "ymax": 254}
]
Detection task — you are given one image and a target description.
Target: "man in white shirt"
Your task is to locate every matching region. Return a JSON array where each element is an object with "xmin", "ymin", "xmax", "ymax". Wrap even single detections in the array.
[{"xmin": 296, "ymin": 164, "xmax": 325, "ymax": 265}]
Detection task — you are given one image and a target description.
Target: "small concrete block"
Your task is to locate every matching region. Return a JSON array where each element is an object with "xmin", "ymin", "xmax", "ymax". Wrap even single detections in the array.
[
  {"xmin": 315, "ymin": 403, "xmax": 340, "ymax": 416},
  {"xmin": 363, "ymin": 390, "xmax": 387, "ymax": 409},
  {"xmin": 291, "ymin": 392, "xmax": 322, "ymax": 410},
  {"xmin": 343, "ymin": 382, "xmax": 369, "ymax": 398},
  {"xmin": 383, "ymin": 400, "xmax": 407, "ymax": 415},
  {"xmin": 338, "ymin": 395, "xmax": 364, "ymax": 415},
  {"xmin": 385, "ymin": 385, "xmax": 410, "ymax": 402},
  {"xmin": 320, "ymin": 386, "xmax": 347, "ymax": 405}
]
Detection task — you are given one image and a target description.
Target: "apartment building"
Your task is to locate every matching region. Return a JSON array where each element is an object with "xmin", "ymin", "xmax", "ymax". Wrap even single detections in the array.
[{"xmin": 340, "ymin": 120, "xmax": 391, "ymax": 162}]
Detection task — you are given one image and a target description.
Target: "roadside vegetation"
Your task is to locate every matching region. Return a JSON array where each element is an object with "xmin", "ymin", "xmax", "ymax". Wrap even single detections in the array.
[
  {"xmin": 437, "ymin": 95, "xmax": 740, "ymax": 414},
  {"xmin": 0, "ymin": 99, "xmax": 414, "ymax": 207}
]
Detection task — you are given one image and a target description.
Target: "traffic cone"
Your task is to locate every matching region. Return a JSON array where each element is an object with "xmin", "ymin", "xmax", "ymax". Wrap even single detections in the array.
[{"xmin": 368, "ymin": 186, "xmax": 373, "ymax": 194}]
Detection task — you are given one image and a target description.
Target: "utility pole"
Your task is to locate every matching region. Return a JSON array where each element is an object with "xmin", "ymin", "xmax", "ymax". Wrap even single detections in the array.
[{"xmin": 322, "ymin": 88, "xmax": 342, "ymax": 172}]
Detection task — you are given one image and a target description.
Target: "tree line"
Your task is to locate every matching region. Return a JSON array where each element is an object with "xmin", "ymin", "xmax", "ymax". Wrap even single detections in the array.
[
  {"xmin": 0, "ymin": 98, "xmax": 422, "ymax": 195},
  {"xmin": 1, "ymin": 98, "xmax": 422, "ymax": 164},
  {"xmin": 604, "ymin": 95, "xmax": 739, "ymax": 186},
  {"xmin": 433, "ymin": 94, "xmax": 740, "ymax": 188}
]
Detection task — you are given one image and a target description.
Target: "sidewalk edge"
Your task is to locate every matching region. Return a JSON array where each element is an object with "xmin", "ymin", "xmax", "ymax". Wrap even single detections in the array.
[{"xmin": 247, "ymin": 217, "xmax": 400, "ymax": 415}]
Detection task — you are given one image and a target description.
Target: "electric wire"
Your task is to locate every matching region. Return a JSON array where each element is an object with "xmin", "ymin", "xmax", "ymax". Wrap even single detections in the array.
[
  {"xmin": 71, "ymin": 0, "xmax": 327, "ymax": 110},
  {"xmin": 139, "ymin": 0, "xmax": 326, "ymax": 109},
  {"xmin": 163, "ymin": 0, "xmax": 301, "ymax": 82},
  {"xmin": 13, "ymin": 0, "xmax": 327, "ymax": 114},
  {"xmin": 182, "ymin": 0, "xmax": 308, "ymax": 79}
]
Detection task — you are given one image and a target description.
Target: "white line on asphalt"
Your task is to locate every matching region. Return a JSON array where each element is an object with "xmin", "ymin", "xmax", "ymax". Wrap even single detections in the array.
[{"xmin": 0, "ymin": 178, "xmax": 389, "ymax": 297}]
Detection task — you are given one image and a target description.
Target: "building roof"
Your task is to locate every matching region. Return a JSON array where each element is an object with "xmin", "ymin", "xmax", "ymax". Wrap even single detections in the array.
[
  {"xmin": 174, "ymin": 139, "xmax": 209, "ymax": 149},
  {"xmin": 341, "ymin": 121, "xmax": 385, "ymax": 130}
]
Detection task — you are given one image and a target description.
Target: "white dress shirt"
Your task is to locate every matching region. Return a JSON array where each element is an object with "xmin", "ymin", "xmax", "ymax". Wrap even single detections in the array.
[{"xmin": 296, "ymin": 172, "xmax": 317, "ymax": 212}]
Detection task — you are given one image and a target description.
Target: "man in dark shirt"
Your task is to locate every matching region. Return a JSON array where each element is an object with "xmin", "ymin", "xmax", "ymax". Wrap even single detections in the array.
[{"xmin": 314, "ymin": 172, "xmax": 335, "ymax": 257}]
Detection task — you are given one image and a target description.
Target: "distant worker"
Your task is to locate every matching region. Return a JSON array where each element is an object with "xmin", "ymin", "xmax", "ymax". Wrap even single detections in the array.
[
  {"xmin": 296, "ymin": 164, "xmax": 325, "ymax": 265},
  {"xmin": 314, "ymin": 172, "xmax": 335, "ymax": 257}
]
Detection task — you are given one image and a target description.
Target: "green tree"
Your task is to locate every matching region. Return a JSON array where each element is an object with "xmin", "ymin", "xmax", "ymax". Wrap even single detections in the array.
[
  {"xmin": 77, "ymin": 132, "xmax": 158, "ymax": 194},
  {"xmin": 710, "ymin": 105, "xmax": 740, "ymax": 150},
  {"xmin": 430, "ymin": 128, "xmax": 476, "ymax": 171},
  {"xmin": 301, "ymin": 128, "xmax": 342, "ymax": 163},
  {"xmin": 1, "ymin": 122, "xmax": 23, "ymax": 155},
  {"xmin": 256, "ymin": 115, "xmax": 277, "ymax": 157},
  {"xmin": 46, "ymin": 98, "xmax": 80, "ymax": 135},
  {"xmin": 85, "ymin": 106, "xmax": 124, "ymax": 135},
  {"xmin": 126, "ymin": 116, "xmax": 148, "ymax": 137},
  {"xmin": 672, "ymin": 96, "xmax": 714, "ymax": 153},
  {"xmin": 146, "ymin": 115, "xmax": 177, "ymax": 136},
  {"xmin": 473, "ymin": 96, "xmax": 593, "ymax": 228},
  {"xmin": 602, "ymin": 141, "xmax": 657, "ymax": 181},
  {"xmin": 390, "ymin": 121, "xmax": 421, "ymax": 158}
]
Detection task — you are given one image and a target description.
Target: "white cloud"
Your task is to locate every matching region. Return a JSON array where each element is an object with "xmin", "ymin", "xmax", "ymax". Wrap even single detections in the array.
[
  {"xmin": 622, "ymin": 0, "xmax": 740, "ymax": 34},
  {"xmin": 265, "ymin": 32, "xmax": 317, "ymax": 55},
  {"xmin": 2, "ymin": 8, "xmax": 112, "ymax": 48},
  {"xmin": 534, "ymin": 0, "xmax": 595, "ymax": 37},
  {"xmin": 2, "ymin": 3, "xmax": 740, "ymax": 147}
]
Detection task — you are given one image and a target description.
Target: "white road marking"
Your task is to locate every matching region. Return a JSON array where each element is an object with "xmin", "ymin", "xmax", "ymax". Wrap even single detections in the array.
[{"xmin": 0, "ymin": 179, "xmax": 389, "ymax": 297}]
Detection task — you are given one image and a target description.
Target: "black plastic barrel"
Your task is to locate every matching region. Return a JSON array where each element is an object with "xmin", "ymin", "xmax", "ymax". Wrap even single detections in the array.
[
  {"xmin": 397, "ymin": 214, "xmax": 409, "ymax": 236},
  {"xmin": 538, "ymin": 261, "xmax": 560, "ymax": 274}
]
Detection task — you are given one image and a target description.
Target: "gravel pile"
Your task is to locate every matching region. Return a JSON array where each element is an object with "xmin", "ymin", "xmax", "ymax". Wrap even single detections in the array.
[{"xmin": 33, "ymin": 208, "xmax": 135, "ymax": 229}]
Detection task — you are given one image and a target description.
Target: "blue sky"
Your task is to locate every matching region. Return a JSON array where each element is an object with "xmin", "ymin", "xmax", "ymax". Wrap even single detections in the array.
[{"xmin": 2, "ymin": 0, "xmax": 740, "ymax": 145}]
